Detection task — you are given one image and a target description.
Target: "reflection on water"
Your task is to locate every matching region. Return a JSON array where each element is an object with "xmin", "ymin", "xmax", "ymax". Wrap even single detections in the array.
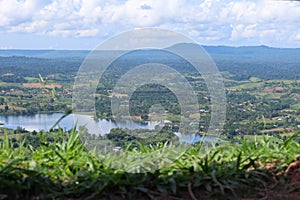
[
  {"xmin": 174, "ymin": 132, "xmax": 220, "ymax": 143},
  {"xmin": 0, "ymin": 113, "xmax": 221, "ymax": 143},
  {"xmin": 0, "ymin": 113, "xmax": 160, "ymax": 135}
]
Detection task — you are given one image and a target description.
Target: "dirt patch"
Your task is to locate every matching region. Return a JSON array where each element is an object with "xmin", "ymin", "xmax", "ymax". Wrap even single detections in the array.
[
  {"xmin": 264, "ymin": 87, "xmax": 285, "ymax": 93},
  {"xmin": 23, "ymin": 83, "xmax": 62, "ymax": 89},
  {"xmin": 129, "ymin": 115, "xmax": 142, "ymax": 121},
  {"xmin": 259, "ymin": 157, "xmax": 300, "ymax": 200},
  {"xmin": 10, "ymin": 105, "xmax": 26, "ymax": 111},
  {"xmin": 0, "ymin": 105, "xmax": 26, "ymax": 111},
  {"xmin": 111, "ymin": 93, "xmax": 128, "ymax": 98},
  {"xmin": 261, "ymin": 127, "xmax": 292, "ymax": 133}
]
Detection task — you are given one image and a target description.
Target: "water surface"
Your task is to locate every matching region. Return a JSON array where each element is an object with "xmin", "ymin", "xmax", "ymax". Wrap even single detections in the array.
[
  {"xmin": 0, "ymin": 113, "xmax": 159, "ymax": 134},
  {"xmin": 0, "ymin": 113, "xmax": 221, "ymax": 143}
]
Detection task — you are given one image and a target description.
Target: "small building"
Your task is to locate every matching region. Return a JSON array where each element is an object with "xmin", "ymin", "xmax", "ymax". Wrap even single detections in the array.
[{"xmin": 112, "ymin": 146, "xmax": 122, "ymax": 152}]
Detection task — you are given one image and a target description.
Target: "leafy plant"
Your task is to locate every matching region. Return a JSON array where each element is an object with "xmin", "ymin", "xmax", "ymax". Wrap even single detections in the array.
[{"xmin": 0, "ymin": 129, "xmax": 300, "ymax": 199}]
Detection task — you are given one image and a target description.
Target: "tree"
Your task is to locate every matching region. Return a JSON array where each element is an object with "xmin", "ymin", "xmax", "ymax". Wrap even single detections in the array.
[{"xmin": 0, "ymin": 98, "xmax": 4, "ymax": 105}]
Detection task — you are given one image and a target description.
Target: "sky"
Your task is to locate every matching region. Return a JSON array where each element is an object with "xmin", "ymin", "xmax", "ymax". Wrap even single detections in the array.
[{"xmin": 0, "ymin": 0, "xmax": 300, "ymax": 49}]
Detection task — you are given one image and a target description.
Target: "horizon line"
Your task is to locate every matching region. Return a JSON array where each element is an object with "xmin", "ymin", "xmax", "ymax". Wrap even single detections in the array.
[{"xmin": 1, "ymin": 44, "xmax": 300, "ymax": 51}]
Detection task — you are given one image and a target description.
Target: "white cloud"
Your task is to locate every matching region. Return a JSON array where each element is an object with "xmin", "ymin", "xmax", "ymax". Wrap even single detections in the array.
[
  {"xmin": 76, "ymin": 29, "xmax": 99, "ymax": 37},
  {"xmin": 0, "ymin": 0, "xmax": 52, "ymax": 26},
  {"xmin": 140, "ymin": 4, "xmax": 152, "ymax": 10},
  {"xmin": 230, "ymin": 23, "xmax": 257, "ymax": 41},
  {"xmin": 1, "ymin": 0, "xmax": 300, "ymax": 48},
  {"xmin": 295, "ymin": 32, "xmax": 300, "ymax": 41}
]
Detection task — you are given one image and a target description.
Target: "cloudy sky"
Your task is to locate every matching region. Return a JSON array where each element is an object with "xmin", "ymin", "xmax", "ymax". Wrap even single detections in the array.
[{"xmin": 0, "ymin": 0, "xmax": 300, "ymax": 49}]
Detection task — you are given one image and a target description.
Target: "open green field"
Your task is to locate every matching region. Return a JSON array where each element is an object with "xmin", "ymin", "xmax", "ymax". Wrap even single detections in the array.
[{"xmin": 291, "ymin": 103, "xmax": 300, "ymax": 110}]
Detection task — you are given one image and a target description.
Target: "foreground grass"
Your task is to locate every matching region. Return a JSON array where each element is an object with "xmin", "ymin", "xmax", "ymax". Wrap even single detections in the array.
[{"xmin": 1, "ymin": 129, "xmax": 300, "ymax": 199}]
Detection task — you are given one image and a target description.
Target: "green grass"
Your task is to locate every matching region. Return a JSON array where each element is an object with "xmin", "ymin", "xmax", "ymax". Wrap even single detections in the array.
[
  {"xmin": 24, "ymin": 77, "xmax": 39, "ymax": 82},
  {"xmin": 1, "ymin": 129, "xmax": 300, "ymax": 199},
  {"xmin": 291, "ymin": 103, "xmax": 300, "ymax": 110},
  {"xmin": 249, "ymin": 77, "xmax": 262, "ymax": 82},
  {"xmin": 228, "ymin": 82, "xmax": 265, "ymax": 90}
]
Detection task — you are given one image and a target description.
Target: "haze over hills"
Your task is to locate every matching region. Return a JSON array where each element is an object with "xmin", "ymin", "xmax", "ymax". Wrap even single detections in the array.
[
  {"xmin": 1, "ymin": 44, "xmax": 300, "ymax": 59},
  {"xmin": 0, "ymin": 44, "xmax": 299, "ymax": 80},
  {"xmin": 0, "ymin": 49, "xmax": 90, "ymax": 59}
]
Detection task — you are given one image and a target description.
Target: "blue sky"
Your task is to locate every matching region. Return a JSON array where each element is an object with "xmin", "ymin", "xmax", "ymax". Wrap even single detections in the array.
[{"xmin": 0, "ymin": 0, "xmax": 300, "ymax": 49}]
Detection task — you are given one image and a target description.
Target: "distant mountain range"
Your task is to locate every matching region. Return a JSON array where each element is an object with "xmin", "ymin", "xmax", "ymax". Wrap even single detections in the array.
[
  {"xmin": 0, "ymin": 44, "xmax": 299, "ymax": 60},
  {"xmin": 0, "ymin": 44, "xmax": 299, "ymax": 80},
  {"xmin": 0, "ymin": 49, "xmax": 90, "ymax": 59}
]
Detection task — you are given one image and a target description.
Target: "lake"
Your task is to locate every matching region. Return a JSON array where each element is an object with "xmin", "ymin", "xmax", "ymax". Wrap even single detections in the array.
[
  {"xmin": 0, "ymin": 113, "xmax": 220, "ymax": 143},
  {"xmin": 0, "ymin": 113, "xmax": 160, "ymax": 134}
]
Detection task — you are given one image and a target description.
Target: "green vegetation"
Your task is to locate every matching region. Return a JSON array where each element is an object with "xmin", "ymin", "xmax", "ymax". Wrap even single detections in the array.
[
  {"xmin": 1, "ymin": 46, "xmax": 300, "ymax": 199},
  {"xmin": 1, "ymin": 48, "xmax": 300, "ymax": 137},
  {"xmin": 1, "ymin": 128, "xmax": 300, "ymax": 199}
]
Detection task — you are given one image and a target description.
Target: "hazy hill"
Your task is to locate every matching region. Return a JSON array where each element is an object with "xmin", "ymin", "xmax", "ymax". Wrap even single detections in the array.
[{"xmin": 0, "ymin": 44, "xmax": 299, "ymax": 80}]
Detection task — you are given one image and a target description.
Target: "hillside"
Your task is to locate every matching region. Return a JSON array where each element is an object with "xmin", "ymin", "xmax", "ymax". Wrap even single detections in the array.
[{"xmin": 1, "ymin": 45, "xmax": 300, "ymax": 80}]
